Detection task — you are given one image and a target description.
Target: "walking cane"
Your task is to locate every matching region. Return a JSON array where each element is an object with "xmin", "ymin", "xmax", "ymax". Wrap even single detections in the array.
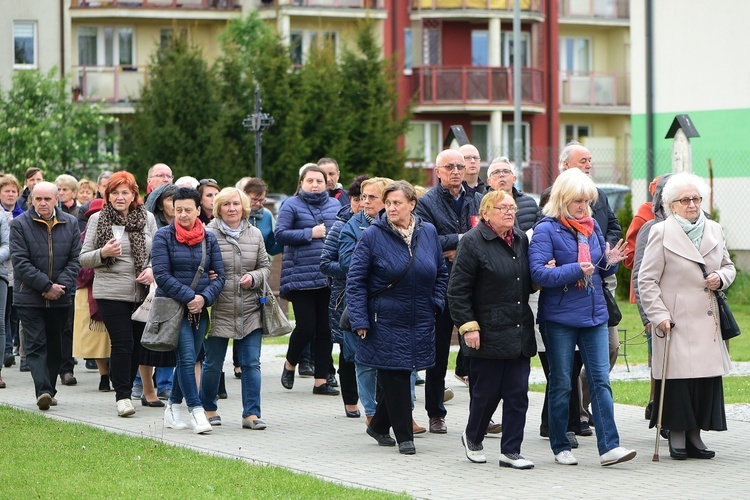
[{"xmin": 652, "ymin": 322, "xmax": 674, "ymax": 462}]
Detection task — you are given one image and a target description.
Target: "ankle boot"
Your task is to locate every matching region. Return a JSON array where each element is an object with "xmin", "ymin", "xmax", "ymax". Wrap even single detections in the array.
[
  {"xmin": 189, "ymin": 407, "xmax": 212, "ymax": 434},
  {"xmin": 164, "ymin": 402, "xmax": 188, "ymax": 430}
]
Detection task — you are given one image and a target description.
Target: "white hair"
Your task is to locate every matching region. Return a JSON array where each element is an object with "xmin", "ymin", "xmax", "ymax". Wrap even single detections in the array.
[
  {"xmin": 174, "ymin": 176, "xmax": 199, "ymax": 189},
  {"xmin": 488, "ymin": 156, "xmax": 515, "ymax": 175},
  {"xmin": 558, "ymin": 140, "xmax": 584, "ymax": 173},
  {"xmin": 661, "ymin": 172, "xmax": 711, "ymax": 217}
]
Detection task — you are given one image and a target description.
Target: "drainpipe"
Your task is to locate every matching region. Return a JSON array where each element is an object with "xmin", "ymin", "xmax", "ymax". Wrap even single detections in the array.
[
  {"xmin": 645, "ymin": 0, "xmax": 654, "ymax": 200},
  {"xmin": 60, "ymin": 0, "xmax": 65, "ymax": 79}
]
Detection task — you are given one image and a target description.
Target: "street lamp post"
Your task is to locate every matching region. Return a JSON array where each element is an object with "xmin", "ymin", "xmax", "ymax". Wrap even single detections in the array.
[{"xmin": 242, "ymin": 87, "xmax": 274, "ymax": 180}]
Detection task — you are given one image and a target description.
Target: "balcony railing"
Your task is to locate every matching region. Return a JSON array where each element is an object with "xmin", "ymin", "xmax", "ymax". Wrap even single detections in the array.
[
  {"xmin": 413, "ymin": 66, "xmax": 544, "ymax": 107},
  {"xmin": 558, "ymin": 0, "xmax": 629, "ymax": 20},
  {"xmin": 559, "ymin": 71, "xmax": 630, "ymax": 107},
  {"xmin": 75, "ymin": 66, "xmax": 147, "ymax": 104},
  {"xmin": 410, "ymin": 0, "xmax": 544, "ymax": 13},
  {"xmin": 71, "ymin": 0, "xmax": 241, "ymax": 9},
  {"xmin": 260, "ymin": 0, "xmax": 382, "ymax": 8}
]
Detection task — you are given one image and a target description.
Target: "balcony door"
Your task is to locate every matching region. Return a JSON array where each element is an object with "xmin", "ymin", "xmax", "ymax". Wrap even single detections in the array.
[
  {"xmin": 471, "ymin": 31, "xmax": 529, "ymax": 67},
  {"xmin": 78, "ymin": 26, "xmax": 134, "ymax": 68}
]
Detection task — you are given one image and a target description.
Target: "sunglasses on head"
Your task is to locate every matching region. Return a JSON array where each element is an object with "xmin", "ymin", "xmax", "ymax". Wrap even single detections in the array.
[{"xmin": 199, "ymin": 178, "xmax": 217, "ymax": 186}]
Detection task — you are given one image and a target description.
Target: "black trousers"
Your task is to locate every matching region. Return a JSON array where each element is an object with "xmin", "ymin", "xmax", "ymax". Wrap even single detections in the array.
[
  {"xmin": 338, "ymin": 356, "xmax": 358, "ymax": 406},
  {"xmin": 466, "ymin": 356, "xmax": 530, "ymax": 454},
  {"xmin": 425, "ymin": 305, "xmax": 454, "ymax": 418},
  {"xmin": 371, "ymin": 369, "xmax": 413, "ymax": 444},
  {"xmin": 97, "ymin": 300, "xmax": 144, "ymax": 401},
  {"xmin": 17, "ymin": 306, "xmax": 69, "ymax": 398},
  {"xmin": 539, "ymin": 350, "xmax": 583, "ymax": 433},
  {"xmin": 285, "ymin": 288, "xmax": 333, "ymax": 380},
  {"xmin": 59, "ymin": 302, "xmax": 75, "ymax": 375}
]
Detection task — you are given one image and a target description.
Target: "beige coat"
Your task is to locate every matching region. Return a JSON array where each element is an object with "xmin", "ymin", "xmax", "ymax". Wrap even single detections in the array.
[
  {"xmin": 80, "ymin": 211, "xmax": 158, "ymax": 303},
  {"xmin": 206, "ymin": 219, "xmax": 270, "ymax": 339},
  {"xmin": 638, "ymin": 216, "xmax": 735, "ymax": 379}
]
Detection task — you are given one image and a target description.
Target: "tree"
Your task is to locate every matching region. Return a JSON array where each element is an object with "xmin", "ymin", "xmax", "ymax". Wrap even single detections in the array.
[
  {"xmin": 121, "ymin": 38, "xmax": 226, "ymax": 185},
  {"xmin": 0, "ymin": 69, "xmax": 116, "ymax": 180}
]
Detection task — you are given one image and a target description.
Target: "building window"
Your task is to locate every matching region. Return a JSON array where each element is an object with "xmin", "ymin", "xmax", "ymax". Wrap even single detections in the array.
[
  {"xmin": 502, "ymin": 122, "xmax": 530, "ymax": 163},
  {"xmin": 77, "ymin": 26, "xmax": 135, "ymax": 67},
  {"xmin": 471, "ymin": 30, "xmax": 488, "ymax": 66},
  {"xmin": 422, "ymin": 22, "xmax": 441, "ymax": 66},
  {"xmin": 160, "ymin": 27, "xmax": 188, "ymax": 49},
  {"xmin": 406, "ymin": 121, "xmax": 442, "ymax": 165},
  {"xmin": 14, "ymin": 21, "xmax": 37, "ymax": 68},
  {"xmin": 404, "ymin": 28, "xmax": 412, "ymax": 71},
  {"xmin": 288, "ymin": 30, "xmax": 338, "ymax": 65},
  {"xmin": 500, "ymin": 31, "xmax": 530, "ymax": 67},
  {"xmin": 559, "ymin": 37, "xmax": 591, "ymax": 73},
  {"xmin": 563, "ymin": 124, "xmax": 590, "ymax": 145},
  {"xmin": 470, "ymin": 122, "xmax": 490, "ymax": 161}
]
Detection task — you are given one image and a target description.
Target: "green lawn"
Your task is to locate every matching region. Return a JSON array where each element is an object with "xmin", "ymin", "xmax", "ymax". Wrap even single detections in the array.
[{"xmin": 0, "ymin": 406, "xmax": 404, "ymax": 499}]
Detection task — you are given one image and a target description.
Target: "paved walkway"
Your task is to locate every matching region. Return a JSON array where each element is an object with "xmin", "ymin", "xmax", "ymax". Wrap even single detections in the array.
[{"xmin": 1, "ymin": 345, "xmax": 748, "ymax": 499}]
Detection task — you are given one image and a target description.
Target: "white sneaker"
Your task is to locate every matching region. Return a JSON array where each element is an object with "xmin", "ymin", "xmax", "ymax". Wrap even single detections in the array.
[
  {"xmin": 554, "ymin": 450, "xmax": 578, "ymax": 465},
  {"xmin": 461, "ymin": 432, "xmax": 486, "ymax": 463},
  {"xmin": 189, "ymin": 407, "xmax": 213, "ymax": 434},
  {"xmin": 499, "ymin": 453, "xmax": 535, "ymax": 469},
  {"xmin": 443, "ymin": 387, "xmax": 455, "ymax": 403},
  {"xmin": 164, "ymin": 402, "xmax": 188, "ymax": 430},
  {"xmin": 116, "ymin": 398, "xmax": 136, "ymax": 417},
  {"xmin": 600, "ymin": 446, "xmax": 637, "ymax": 466}
]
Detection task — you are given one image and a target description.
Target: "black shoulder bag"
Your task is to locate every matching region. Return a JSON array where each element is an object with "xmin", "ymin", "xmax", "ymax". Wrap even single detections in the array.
[
  {"xmin": 698, "ymin": 263, "xmax": 740, "ymax": 341},
  {"xmin": 339, "ymin": 250, "xmax": 417, "ymax": 331}
]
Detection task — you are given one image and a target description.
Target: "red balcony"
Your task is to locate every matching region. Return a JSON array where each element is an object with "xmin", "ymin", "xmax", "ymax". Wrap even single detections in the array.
[
  {"xmin": 259, "ymin": 0, "xmax": 383, "ymax": 8},
  {"xmin": 558, "ymin": 0, "xmax": 629, "ymax": 20},
  {"xmin": 559, "ymin": 71, "xmax": 630, "ymax": 108},
  {"xmin": 413, "ymin": 66, "xmax": 544, "ymax": 107},
  {"xmin": 71, "ymin": 0, "xmax": 241, "ymax": 9},
  {"xmin": 410, "ymin": 0, "xmax": 544, "ymax": 13},
  {"xmin": 74, "ymin": 66, "xmax": 147, "ymax": 104}
]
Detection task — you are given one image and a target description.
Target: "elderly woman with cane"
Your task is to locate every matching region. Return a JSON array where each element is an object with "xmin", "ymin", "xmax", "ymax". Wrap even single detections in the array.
[{"xmin": 639, "ymin": 172, "xmax": 735, "ymax": 460}]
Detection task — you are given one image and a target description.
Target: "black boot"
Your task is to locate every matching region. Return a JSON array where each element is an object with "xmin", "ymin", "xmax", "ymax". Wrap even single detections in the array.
[{"xmin": 218, "ymin": 372, "xmax": 228, "ymax": 399}]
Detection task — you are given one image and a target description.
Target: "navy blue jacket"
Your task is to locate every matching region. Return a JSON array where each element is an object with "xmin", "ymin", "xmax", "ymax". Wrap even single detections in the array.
[
  {"xmin": 10, "ymin": 207, "xmax": 81, "ymax": 308},
  {"xmin": 415, "ymin": 182, "xmax": 483, "ymax": 270},
  {"xmin": 275, "ymin": 190, "xmax": 340, "ymax": 299},
  {"xmin": 528, "ymin": 216, "xmax": 617, "ymax": 328},
  {"xmin": 346, "ymin": 213, "xmax": 448, "ymax": 371},
  {"xmin": 319, "ymin": 205, "xmax": 353, "ymax": 344},
  {"xmin": 152, "ymin": 223, "xmax": 226, "ymax": 307}
]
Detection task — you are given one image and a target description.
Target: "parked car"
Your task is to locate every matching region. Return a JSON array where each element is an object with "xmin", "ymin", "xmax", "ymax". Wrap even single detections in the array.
[{"xmin": 598, "ymin": 183, "xmax": 631, "ymax": 213}]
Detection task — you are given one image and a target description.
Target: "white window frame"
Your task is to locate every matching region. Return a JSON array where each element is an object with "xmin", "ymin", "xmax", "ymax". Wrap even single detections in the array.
[
  {"xmin": 502, "ymin": 122, "xmax": 530, "ymax": 163},
  {"xmin": 561, "ymin": 123, "xmax": 591, "ymax": 147},
  {"xmin": 559, "ymin": 36, "xmax": 592, "ymax": 74},
  {"xmin": 289, "ymin": 29, "xmax": 339, "ymax": 66},
  {"xmin": 77, "ymin": 25, "xmax": 136, "ymax": 67},
  {"xmin": 500, "ymin": 31, "xmax": 530, "ymax": 67},
  {"xmin": 405, "ymin": 121, "xmax": 442, "ymax": 165},
  {"xmin": 13, "ymin": 21, "xmax": 38, "ymax": 69}
]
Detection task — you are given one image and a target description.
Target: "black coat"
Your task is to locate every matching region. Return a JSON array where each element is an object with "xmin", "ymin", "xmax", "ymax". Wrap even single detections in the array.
[{"xmin": 447, "ymin": 222, "xmax": 536, "ymax": 360}]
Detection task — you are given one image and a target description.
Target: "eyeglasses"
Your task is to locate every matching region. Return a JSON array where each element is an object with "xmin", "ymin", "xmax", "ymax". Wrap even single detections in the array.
[
  {"xmin": 488, "ymin": 169, "xmax": 513, "ymax": 178},
  {"xmin": 675, "ymin": 196, "xmax": 702, "ymax": 206},
  {"xmin": 440, "ymin": 163, "xmax": 466, "ymax": 171},
  {"xmin": 360, "ymin": 194, "xmax": 379, "ymax": 202},
  {"xmin": 463, "ymin": 155, "xmax": 481, "ymax": 161},
  {"xmin": 199, "ymin": 178, "xmax": 218, "ymax": 186},
  {"xmin": 492, "ymin": 205, "xmax": 518, "ymax": 214},
  {"xmin": 150, "ymin": 173, "xmax": 173, "ymax": 179},
  {"xmin": 249, "ymin": 196, "xmax": 266, "ymax": 204}
]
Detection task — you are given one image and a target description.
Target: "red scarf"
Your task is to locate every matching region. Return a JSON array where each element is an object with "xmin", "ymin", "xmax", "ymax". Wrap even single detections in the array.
[
  {"xmin": 483, "ymin": 221, "xmax": 514, "ymax": 247},
  {"xmin": 175, "ymin": 219, "xmax": 205, "ymax": 246},
  {"xmin": 559, "ymin": 216, "xmax": 595, "ymax": 292}
]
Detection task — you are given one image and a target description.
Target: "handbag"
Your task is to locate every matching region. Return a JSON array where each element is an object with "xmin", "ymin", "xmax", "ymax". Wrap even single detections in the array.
[
  {"xmin": 260, "ymin": 277, "xmax": 293, "ymax": 338},
  {"xmin": 699, "ymin": 263, "xmax": 740, "ymax": 340},
  {"xmin": 602, "ymin": 282, "xmax": 622, "ymax": 327},
  {"xmin": 131, "ymin": 283, "xmax": 156, "ymax": 323},
  {"xmin": 339, "ymin": 249, "xmax": 417, "ymax": 331},
  {"xmin": 142, "ymin": 239, "xmax": 206, "ymax": 351}
]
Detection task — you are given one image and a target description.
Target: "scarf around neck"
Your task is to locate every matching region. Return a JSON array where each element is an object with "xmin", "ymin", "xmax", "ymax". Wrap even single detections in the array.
[
  {"xmin": 559, "ymin": 216, "xmax": 595, "ymax": 293},
  {"xmin": 220, "ymin": 218, "xmax": 245, "ymax": 240},
  {"xmin": 674, "ymin": 211, "xmax": 705, "ymax": 250},
  {"xmin": 175, "ymin": 218, "xmax": 205, "ymax": 246},
  {"xmin": 95, "ymin": 203, "xmax": 148, "ymax": 276},
  {"xmin": 389, "ymin": 214, "xmax": 416, "ymax": 253}
]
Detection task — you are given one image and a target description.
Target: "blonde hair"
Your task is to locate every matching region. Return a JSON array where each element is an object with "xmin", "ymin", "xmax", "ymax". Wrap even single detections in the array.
[
  {"xmin": 213, "ymin": 187, "xmax": 251, "ymax": 221},
  {"xmin": 360, "ymin": 177, "xmax": 393, "ymax": 196},
  {"xmin": 479, "ymin": 189, "xmax": 515, "ymax": 222},
  {"xmin": 77, "ymin": 178, "xmax": 96, "ymax": 194},
  {"xmin": 0, "ymin": 174, "xmax": 22, "ymax": 193},
  {"xmin": 55, "ymin": 174, "xmax": 78, "ymax": 192},
  {"xmin": 543, "ymin": 168, "xmax": 598, "ymax": 219}
]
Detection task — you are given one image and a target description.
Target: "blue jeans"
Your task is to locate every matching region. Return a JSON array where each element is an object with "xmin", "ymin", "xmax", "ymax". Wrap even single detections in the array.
[
  {"xmin": 133, "ymin": 367, "xmax": 174, "ymax": 391},
  {"xmin": 356, "ymin": 363, "xmax": 377, "ymax": 417},
  {"xmin": 200, "ymin": 329, "xmax": 262, "ymax": 418},
  {"xmin": 169, "ymin": 314, "xmax": 207, "ymax": 410},
  {"xmin": 541, "ymin": 320, "xmax": 620, "ymax": 456}
]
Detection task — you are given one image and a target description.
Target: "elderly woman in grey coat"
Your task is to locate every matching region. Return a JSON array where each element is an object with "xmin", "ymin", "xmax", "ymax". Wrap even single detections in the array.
[
  {"xmin": 200, "ymin": 187, "xmax": 270, "ymax": 430},
  {"xmin": 639, "ymin": 172, "xmax": 735, "ymax": 460}
]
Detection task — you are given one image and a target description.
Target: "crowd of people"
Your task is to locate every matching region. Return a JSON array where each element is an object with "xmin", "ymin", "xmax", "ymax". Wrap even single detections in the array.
[{"xmin": 0, "ymin": 142, "xmax": 735, "ymax": 466}]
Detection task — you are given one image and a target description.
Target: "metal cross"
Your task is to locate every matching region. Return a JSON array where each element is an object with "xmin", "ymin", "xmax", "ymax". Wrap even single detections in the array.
[{"xmin": 242, "ymin": 87, "xmax": 274, "ymax": 180}]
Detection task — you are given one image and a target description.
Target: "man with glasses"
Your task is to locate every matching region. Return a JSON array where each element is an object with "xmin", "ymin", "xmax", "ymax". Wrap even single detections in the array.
[
  {"xmin": 459, "ymin": 144, "xmax": 486, "ymax": 193},
  {"xmin": 415, "ymin": 149, "xmax": 483, "ymax": 435},
  {"xmin": 146, "ymin": 163, "xmax": 174, "ymax": 196},
  {"xmin": 557, "ymin": 141, "xmax": 622, "ymax": 438},
  {"xmin": 485, "ymin": 157, "xmax": 540, "ymax": 232}
]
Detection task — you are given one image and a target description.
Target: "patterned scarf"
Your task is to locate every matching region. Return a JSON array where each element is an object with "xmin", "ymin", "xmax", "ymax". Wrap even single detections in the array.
[
  {"xmin": 388, "ymin": 214, "xmax": 416, "ymax": 253},
  {"xmin": 95, "ymin": 203, "xmax": 148, "ymax": 277},
  {"xmin": 175, "ymin": 218, "xmax": 205, "ymax": 246},
  {"xmin": 559, "ymin": 216, "xmax": 595, "ymax": 293}
]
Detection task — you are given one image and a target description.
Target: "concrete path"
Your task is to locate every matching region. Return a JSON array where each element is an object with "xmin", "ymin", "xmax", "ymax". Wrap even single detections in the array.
[{"xmin": 1, "ymin": 344, "xmax": 748, "ymax": 499}]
